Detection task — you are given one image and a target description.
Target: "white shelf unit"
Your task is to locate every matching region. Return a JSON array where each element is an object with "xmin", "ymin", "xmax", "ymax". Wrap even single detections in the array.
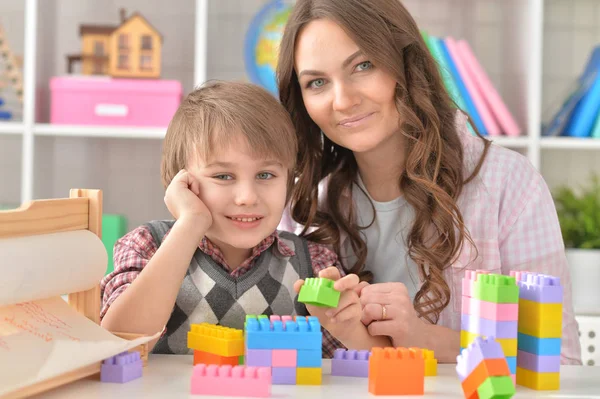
[{"xmin": 0, "ymin": 0, "xmax": 599, "ymax": 227}]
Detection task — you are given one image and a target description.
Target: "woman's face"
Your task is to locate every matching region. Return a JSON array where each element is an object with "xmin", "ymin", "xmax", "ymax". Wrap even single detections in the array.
[{"xmin": 294, "ymin": 19, "xmax": 402, "ymax": 155}]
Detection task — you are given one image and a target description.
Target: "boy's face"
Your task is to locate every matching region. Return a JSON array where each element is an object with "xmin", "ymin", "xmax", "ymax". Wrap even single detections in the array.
[{"xmin": 188, "ymin": 136, "xmax": 289, "ymax": 252}]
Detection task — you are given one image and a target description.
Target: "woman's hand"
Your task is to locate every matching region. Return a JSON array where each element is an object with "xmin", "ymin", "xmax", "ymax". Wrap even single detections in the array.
[
  {"xmin": 164, "ymin": 169, "xmax": 212, "ymax": 230},
  {"xmin": 294, "ymin": 267, "xmax": 362, "ymax": 342},
  {"xmin": 359, "ymin": 282, "xmax": 429, "ymax": 348}
]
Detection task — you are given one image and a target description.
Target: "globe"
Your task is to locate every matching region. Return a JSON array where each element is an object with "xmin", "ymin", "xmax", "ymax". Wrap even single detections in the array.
[{"xmin": 244, "ymin": 0, "xmax": 293, "ymax": 96}]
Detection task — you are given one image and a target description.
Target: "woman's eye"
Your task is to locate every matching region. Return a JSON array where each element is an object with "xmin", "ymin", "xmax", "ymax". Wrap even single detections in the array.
[
  {"xmin": 356, "ymin": 61, "xmax": 372, "ymax": 71},
  {"xmin": 308, "ymin": 78, "xmax": 325, "ymax": 89},
  {"xmin": 213, "ymin": 174, "xmax": 232, "ymax": 180},
  {"xmin": 257, "ymin": 172, "xmax": 274, "ymax": 180}
]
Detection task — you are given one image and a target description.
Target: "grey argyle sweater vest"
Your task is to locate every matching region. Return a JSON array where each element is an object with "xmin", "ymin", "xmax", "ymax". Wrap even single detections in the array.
[{"xmin": 146, "ymin": 220, "xmax": 314, "ymax": 355}]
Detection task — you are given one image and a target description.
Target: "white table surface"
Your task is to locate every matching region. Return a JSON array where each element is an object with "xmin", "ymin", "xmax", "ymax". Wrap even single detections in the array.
[{"xmin": 35, "ymin": 355, "xmax": 600, "ymax": 398}]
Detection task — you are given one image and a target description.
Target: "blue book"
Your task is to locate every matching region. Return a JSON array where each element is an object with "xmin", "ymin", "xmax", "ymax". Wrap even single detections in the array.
[
  {"xmin": 542, "ymin": 46, "xmax": 600, "ymax": 136},
  {"xmin": 440, "ymin": 39, "xmax": 487, "ymax": 135}
]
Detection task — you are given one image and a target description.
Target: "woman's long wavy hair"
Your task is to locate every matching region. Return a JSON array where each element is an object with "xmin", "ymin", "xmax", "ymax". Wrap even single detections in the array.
[{"xmin": 277, "ymin": 0, "xmax": 491, "ymax": 324}]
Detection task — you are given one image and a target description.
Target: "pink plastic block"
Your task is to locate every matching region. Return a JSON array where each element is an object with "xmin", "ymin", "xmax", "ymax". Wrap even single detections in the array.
[
  {"xmin": 517, "ymin": 273, "xmax": 563, "ymax": 304},
  {"xmin": 509, "ymin": 271, "xmax": 532, "ymax": 283},
  {"xmin": 456, "ymin": 337, "xmax": 506, "ymax": 381},
  {"xmin": 50, "ymin": 76, "xmax": 182, "ymax": 127},
  {"xmin": 190, "ymin": 364, "xmax": 271, "ymax": 397},
  {"xmin": 101, "ymin": 351, "xmax": 142, "ymax": 383},
  {"xmin": 272, "ymin": 349, "xmax": 297, "ymax": 367},
  {"xmin": 462, "ymin": 270, "xmax": 491, "ymax": 298},
  {"xmin": 331, "ymin": 348, "xmax": 370, "ymax": 377},
  {"xmin": 462, "ymin": 297, "xmax": 519, "ymax": 321}
]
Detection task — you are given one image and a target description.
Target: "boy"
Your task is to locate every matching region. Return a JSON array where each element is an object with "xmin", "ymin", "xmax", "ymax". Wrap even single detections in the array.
[{"xmin": 100, "ymin": 81, "xmax": 390, "ymax": 356}]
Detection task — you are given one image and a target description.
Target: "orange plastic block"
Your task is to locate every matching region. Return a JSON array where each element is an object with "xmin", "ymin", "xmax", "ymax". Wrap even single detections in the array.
[
  {"xmin": 461, "ymin": 358, "xmax": 511, "ymax": 399},
  {"xmin": 369, "ymin": 347, "xmax": 424, "ymax": 396},
  {"xmin": 188, "ymin": 323, "xmax": 244, "ymax": 357},
  {"xmin": 194, "ymin": 350, "xmax": 239, "ymax": 366}
]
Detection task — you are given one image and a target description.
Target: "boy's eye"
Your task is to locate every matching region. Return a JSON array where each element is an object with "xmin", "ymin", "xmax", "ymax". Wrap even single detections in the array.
[
  {"xmin": 257, "ymin": 172, "xmax": 274, "ymax": 180},
  {"xmin": 213, "ymin": 174, "xmax": 233, "ymax": 180},
  {"xmin": 308, "ymin": 78, "xmax": 325, "ymax": 89},
  {"xmin": 356, "ymin": 61, "xmax": 372, "ymax": 71}
]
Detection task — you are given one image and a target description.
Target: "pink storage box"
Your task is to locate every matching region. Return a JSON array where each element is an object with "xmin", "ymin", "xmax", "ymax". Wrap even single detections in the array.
[{"xmin": 50, "ymin": 76, "xmax": 182, "ymax": 127}]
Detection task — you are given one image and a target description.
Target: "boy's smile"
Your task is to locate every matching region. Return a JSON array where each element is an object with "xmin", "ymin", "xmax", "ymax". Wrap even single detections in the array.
[{"xmin": 187, "ymin": 135, "xmax": 289, "ymax": 268}]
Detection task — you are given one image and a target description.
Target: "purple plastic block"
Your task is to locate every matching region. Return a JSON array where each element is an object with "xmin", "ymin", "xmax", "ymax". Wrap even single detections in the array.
[
  {"xmin": 517, "ymin": 350, "xmax": 560, "ymax": 372},
  {"xmin": 456, "ymin": 336, "xmax": 505, "ymax": 381},
  {"xmin": 246, "ymin": 349, "xmax": 272, "ymax": 367},
  {"xmin": 101, "ymin": 351, "xmax": 143, "ymax": 383},
  {"xmin": 461, "ymin": 313, "xmax": 518, "ymax": 338},
  {"xmin": 517, "ymin": 273, "xmax": 563, "ymax": 304},
  {"xmin": 331, "ymin": 348, "xmax": 370, "ymax": 377},
  {"xmin": 272, "ymin": 367, "xmax": 296, "ymax": 384}
]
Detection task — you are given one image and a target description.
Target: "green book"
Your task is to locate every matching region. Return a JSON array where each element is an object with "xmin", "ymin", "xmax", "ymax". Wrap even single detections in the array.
[{"xmin": 102, "ymin": 214, "xmax": 127, "ymax": 275}]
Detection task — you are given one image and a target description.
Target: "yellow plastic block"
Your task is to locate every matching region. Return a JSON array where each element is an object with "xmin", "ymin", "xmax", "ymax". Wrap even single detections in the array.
[
  {"xmin": 518, "ymin": 300, "xmax": 562, "ymax": 323},
  {"xmin": 516, "ymin": 367, "xmax": 560, "ymax": 390},
  {"xmin": 187, "ymin": 323, "xmax": 244, "ymax": 357},
  {"xmin": 518, "ymin": 318, "xmax": 562, "ymax": 338},
  {"xmin": 297, "ymin": 367, "xmax": 322, "ymax": 385},
  {"xmin": 461, "ymin": 330, "xmax": 517, "ymax": 357},
  {"xmin": 421, "ymin": 349, "xmax": 437, "ymax": 376}
]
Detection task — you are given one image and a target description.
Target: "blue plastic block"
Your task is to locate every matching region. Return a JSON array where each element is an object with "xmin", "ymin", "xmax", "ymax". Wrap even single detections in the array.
[
  {"xmin": 517, "ymin": 333, "xmax": 561, "ymax": 356},
  {"xmin": 506, "ymin": 356, "xmax": 517, "ymax": 375},
  {"xmin": 296, "ymin": 349, "xmax": 322, "ymax": 367},
  {"xmin": 245, "ymin": 316, "xmax": 321, "ymax": 350}
]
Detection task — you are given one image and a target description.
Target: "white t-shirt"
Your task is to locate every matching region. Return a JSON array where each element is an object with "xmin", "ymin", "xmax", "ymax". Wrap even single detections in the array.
[{"xmin": 344, "ymin": 175, "xmax": 420, "ymax": 301}]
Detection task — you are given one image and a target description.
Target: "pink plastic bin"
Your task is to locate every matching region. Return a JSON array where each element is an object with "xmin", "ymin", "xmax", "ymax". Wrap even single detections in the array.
[{"xmin": 50, "ymin": 76, "xmax": 182, "ymax": 127}]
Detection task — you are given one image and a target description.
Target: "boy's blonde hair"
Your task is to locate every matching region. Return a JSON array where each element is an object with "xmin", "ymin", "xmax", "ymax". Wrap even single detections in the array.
[{"xmin": 160, "ymin": 80, "xmax": 298, "ymax": 191}]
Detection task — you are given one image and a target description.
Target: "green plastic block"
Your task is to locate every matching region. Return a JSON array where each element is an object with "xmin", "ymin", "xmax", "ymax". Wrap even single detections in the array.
[
  {"xmin": 238, "ymin": 355, "xmax": 244, "ymax": 365},
  {"xmin": 473, "ymin": 274, "xmax": 519, "ymax": 304},
  {"xmin": 298, "ymin": 277, "xmax": 340, "ymax": 308},
  {"xmin": 102, "ymin": 214, "xmax": 127, "ymax": 275},
  {"xmin": 476, "ymin": 376, "xmax": 515, "ymax": 399}
]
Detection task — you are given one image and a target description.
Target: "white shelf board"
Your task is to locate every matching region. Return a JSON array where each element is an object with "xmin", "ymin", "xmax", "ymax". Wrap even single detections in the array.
[
  {"xmin": 540, "ymin": 137, "xmax": 600, "ymax": 150},
  {"xmin": 0, "ymin": 122, "xmax": 24, "ymax": 135},
  {"xmin": 33, "ymin": 123, "xmax": 166, "ymax": 139},
  {"xmin": 488, "ymin": 136, "xmax": 530, "ymax": 149}
]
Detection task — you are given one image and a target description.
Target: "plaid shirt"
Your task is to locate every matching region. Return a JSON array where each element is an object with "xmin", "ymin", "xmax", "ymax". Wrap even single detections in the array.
[{"xmin": 100, "ymin": 227, "xmax": 345, "ymax": 357}]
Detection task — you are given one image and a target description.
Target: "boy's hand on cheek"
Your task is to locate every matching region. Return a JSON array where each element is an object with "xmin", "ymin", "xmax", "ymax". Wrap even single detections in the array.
[
  {"xmin": 294, "ymin": 267, "xmax": 363, "ymax": 342},
  {"xmin": 164, "ymin": 169, "xmax": 212, "ymax": 231}
]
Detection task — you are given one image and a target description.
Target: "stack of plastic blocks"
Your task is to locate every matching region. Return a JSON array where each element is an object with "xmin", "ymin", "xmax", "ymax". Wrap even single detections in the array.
[
  {"xmin": 331, "ymin": 348, "xmax": 370, "ymax": 377},
  {"xmin": 298, "ymin": 277, "xmax": 340, "ymax": 307},
  {"xmin": 461, "ymin": 271, "xmax": 518, "ymax": 381},
  {"xmin": 368, "ymin": 347, "xmax": 424, "ymax": 395},
  {"xmin": 512, "ymin": 271, "xmax": 562, "ymax": 390},
  {"xmin": 245, "ymin": 314, "xmax": 322, "ymax": 385},
  {"xmin": 456, "ymin": 337, "xmax": 515, "ymax": 399},
  {"xmin": 190, "ymin": 364, "xmax": 271, "ymax": 397},
  {"xmin": 187, "ymin": 323, "xmax": 244, "ymax": 366},
  {"xmin": 101, "ymin": 351, "xmax": 143, "ymax": 383}
]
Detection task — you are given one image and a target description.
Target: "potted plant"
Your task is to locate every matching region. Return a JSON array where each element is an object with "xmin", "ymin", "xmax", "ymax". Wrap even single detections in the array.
[{"xmin": 554, "ymin": 174, "xmax": 600, "ymax": 315}]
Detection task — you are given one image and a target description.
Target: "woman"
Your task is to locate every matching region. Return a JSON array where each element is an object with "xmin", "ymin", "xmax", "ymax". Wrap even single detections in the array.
[{"xmin": 277, "ymin": 0, "xmax": 581, "ymax": 364}]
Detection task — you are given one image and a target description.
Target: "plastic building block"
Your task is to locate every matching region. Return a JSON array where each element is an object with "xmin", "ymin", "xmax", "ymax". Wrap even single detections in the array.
[
  {"xmin": 517, "ymin": 333, "xmax": 561, "ymax": 356},
  {"xmin": 297, "ymin": 349, "xmax": 322, "ymax": 367},
  {"xmin": 462, "ymin": 296, "xmax": 518, "ymax": 321},
  {"xmin": 518, "ymin": 300, "xmax": 562, "ymax": 336},
  {"xmin": 369, "ymin": 347, "xmax": 424, "ymax": 396},
  {"xmin": 509, "ymin": 270, "xmax": 531, "ymax": 283},
  {"xmin": 331, "ymin": 348, "xmax": 370, "ymax": 377},
  {"xmin": 246, "ymin": 349, "xmax": 272, "ymax": 367},
  {"xmin": 461, "ymin": 331, "xmax": 517, "ymax": 357},
  {"xmin": 462, "ymin": 270, "xmax": 491, "ymax": 298},
  {"xmin": 239, "ymin": 355, "xmax": 244, "ymax": 365},
  {"xmin": 194, "ymin": 350, "xmax": 238, "ymax": 366},
  {"xmin": 188, "ymin": 323, "xmax": 244, "ymax": 357},
  {"xmin": 456, "ymin": 336, "xmax": 505, "ymax": 381},
  {"xmin": 297, "ymin": 367, "xmax": 322, "ymax": 385},
  {"xmin": 476, "ymin": 376, "xmax": 515, "ymax": 399},
  {"xmin": 515, "ymin": 367, "xmax": 559, "ymax": 390},
  {"xmin": 421, "ymin": 349, "xmax": 438, "ymax": 376},
  {"xmin": 245, "ymin": 315, "xmax": 321, "ymax": 350},
  {"xmin": 472, "ymin": 274, "xmax": 519, "ymax": 304},
  {"xmin": 517, "ymin": 273, "xmax": 563, "ymax": 304},
  {"xmin": 461, "ymin": 313, "xmax": 518, "ymax": 338},
  {"xmin": 298, "ymin": 277, "xmax": 341, "ymax": 307},
  {"xmin": 516, "ymin": 350, "xmax": 560, "ymax": 373},
  {"xmin": 506, "ymin": 356, "xmax": 517, "ymax": 375},
  {"xmin": 101, "ymin": 351, "xmax": 143, "ymax": 383},
  {"xmin": 190, "ymin": 364, "xmax": 271, "ymax": 397},
  {"xmin": 272, "ymin": 367, "xmax": 296, "ymax": 385},
  {"xmin": 272, "ymin": 349, "xmax": 297, "ymax": 367},
  {"xmin": 461, "ymin": 358, "xmax": 511, "ymax": 398}
]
